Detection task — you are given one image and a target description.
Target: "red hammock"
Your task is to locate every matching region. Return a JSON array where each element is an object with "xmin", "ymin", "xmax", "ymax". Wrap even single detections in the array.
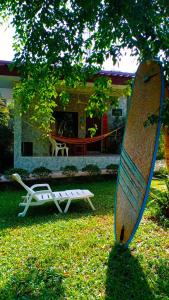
[{"xmin": 51, "ymin": 127, "xmax": 121, "ymax": 145}]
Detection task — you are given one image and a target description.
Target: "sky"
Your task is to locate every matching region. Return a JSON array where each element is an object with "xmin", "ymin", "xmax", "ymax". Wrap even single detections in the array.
[{"xmin": 0, "ymin": 23, "xmax": 138, "ymax": 73}]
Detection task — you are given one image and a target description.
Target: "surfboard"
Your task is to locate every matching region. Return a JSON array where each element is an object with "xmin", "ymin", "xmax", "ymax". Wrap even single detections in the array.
[{"xmin": 114, "ymin": 60, "xmax": 164, "ymax": 247}]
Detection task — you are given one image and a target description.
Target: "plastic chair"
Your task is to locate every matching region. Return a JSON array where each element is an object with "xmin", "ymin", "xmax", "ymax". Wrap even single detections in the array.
[{"xmin": 49, "ymin": 136, "xmax": 69, "ymax": 156}]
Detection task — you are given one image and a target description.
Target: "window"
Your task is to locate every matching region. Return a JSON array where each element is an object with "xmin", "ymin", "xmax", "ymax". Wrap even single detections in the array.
[{"xmin": 22, "ymin": 142, "xmax": 33, "ymax": 156}]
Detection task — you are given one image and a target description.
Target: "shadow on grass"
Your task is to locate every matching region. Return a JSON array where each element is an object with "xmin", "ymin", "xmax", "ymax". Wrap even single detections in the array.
[
  {"xmin": 105, "ymin": 245, "xmax": 153, "ymax": 300},
  {"xmin": 0, "ymin": 256, "xmax": 65, "ymax": 300},
  {"xmin": 0, "ymin": 199, "xmax": 113, "ymax": 232}
]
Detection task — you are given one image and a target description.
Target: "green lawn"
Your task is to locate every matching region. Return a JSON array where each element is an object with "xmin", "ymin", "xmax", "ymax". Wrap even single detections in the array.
[{"xmin": 0, "ymin": 178, "xmax": 168, "ymax": 300}]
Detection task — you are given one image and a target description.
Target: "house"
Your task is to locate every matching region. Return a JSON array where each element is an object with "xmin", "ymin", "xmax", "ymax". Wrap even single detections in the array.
[{"xmin": 0, "ymin": 60, "xmax": 134, "ymax": 172}]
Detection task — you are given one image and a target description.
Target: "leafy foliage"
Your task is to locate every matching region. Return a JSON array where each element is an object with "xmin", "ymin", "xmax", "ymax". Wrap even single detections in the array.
[
  {"xmin": 0, "ymin": 97, "xmax": 9, "ymax": 126},
  {"xmin": 0, "ymin": 1, "xmax": 168, "ymax": 132},
  {"xmin": 82, "ymin": 164, "xmax": 101, "ymax": 176},
  {"xmin": 153, "ymin": 167, "xmax": 168, "ymax": 179},
  {"xmin": 4, "ymin": 168, "xmax": 29, "ymax": 179},
  {"xmin": 149, "ymin": 179, "xmax": 169, "ymax": 227},
  {"xmin": 31, "ymin": 166, "xmax": 52, "ymax": 178},
  {"xmin": 62, "ymin": 165, "xmax": 78, "ymax": 177},
  {"xmin": 156, "ymin": 132, "xmax": 165, "ymax": 160},
  {"xmin": 106, "ymin": 164, "xmax": 119, "ymax": 174},
  {"xmin": 144, "ymin": 97, "xmax": 169, "ymax": 130}
]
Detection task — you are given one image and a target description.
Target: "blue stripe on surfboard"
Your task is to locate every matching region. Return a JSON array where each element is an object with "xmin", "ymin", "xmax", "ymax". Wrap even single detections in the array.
[
  {"xmin": 120, "ymin": 156, "xmax": 146, "ymax": 193},
  {"xmin": 118, "ymin": 148, "xmax": 146, "ymax": 209},
  {"xmin": 119, "ymin": 164, "xmax": 143, "ymax": 202},
  {"xmin": 121, "ymin": 148, "xmax": 146, "ymax": 189},
  {"xmin": 118, "ymin": 181, "xmax": 138, "ymax": 213},
  {"xmin": 124, "ymin": 61, "xmax": 165, "ymax": 248},
  {"xmin": 117, "ymin": 176, "xmax": 139, "ymax": 210}
]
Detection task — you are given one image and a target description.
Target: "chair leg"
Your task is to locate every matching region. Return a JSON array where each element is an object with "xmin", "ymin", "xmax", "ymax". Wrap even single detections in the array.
[
  {"xmin": 18, "ymin": 196, "xmax": 32, "ymax": 217},
  {"xmin": 86, "ymin": 197, "xmax": 96, "ymax": 211},
  {"xmin": 54, "ymin": 200, "xmax": 63, "ymax": 213},
  {"xmin": 64, "ymin": 199, "xmax": 71, "ymax": 213},
  {"xmin": 55, "ymin": 148, "xmax": 58, "ymax": 156},
  {"xmin": 66, "ymin": 147, "xmax": 68, "ymax": 156},
  {"xmin": 52, "ymin": 146, "xmax": 55, "ymax": 156}
]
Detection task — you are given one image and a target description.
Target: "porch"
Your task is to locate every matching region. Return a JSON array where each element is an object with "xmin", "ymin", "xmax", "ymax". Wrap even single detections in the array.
[{"xmin": 14, "ymin": 86, "xmax": 126, "ymax": 172}]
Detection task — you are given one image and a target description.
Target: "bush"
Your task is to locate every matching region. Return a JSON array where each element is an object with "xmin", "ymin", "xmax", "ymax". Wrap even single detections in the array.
[
  {"xmin": 4, "ymin": 168, "xmax": 29, "ymax": 179},
  {"xmin": 62, "ymin": 165, "xmax": 78, "ymax": 177},
  {"xmin": 82, "ymin": 164, "xmax": 101, "ymax": 176},
  {"xmin": 31, "ymin": 167, "xmax": 52, "ymax": 178},
  {"xmin": 106, "ymin": 164, "xmax": 118, "ymax": 174},
  {"xmin": 158, "ymin": 180, "xmax": 169, "ymax": 218},
  {"xmin": 149, "ymin": 179, "xmax": 169, "ymax": 226},
  {"xmin": 156, "ymin": 132, "xmax": 165, "ymax": 160},
  {"xmin": 153, "ymin": 167, "xmax": 168, "ymax": 179}
]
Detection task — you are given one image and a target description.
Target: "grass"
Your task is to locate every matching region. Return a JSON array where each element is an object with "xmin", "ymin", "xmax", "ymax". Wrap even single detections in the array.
[{"xmin": 0, "ymin": 178, "xmax": 168, "ymax": 300}]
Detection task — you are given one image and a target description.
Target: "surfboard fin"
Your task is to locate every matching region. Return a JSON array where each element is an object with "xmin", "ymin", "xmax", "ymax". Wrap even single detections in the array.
[{"xmin": 120, "ymin": 225, "xmax": 125, "ymax": 243}]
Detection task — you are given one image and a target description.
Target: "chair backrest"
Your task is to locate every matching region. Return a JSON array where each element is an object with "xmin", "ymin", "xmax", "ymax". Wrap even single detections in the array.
[
  {"xmin": 12, "ymin": 173, "xmax": 33, "ymax": 194},
  {"xmin": 49, "ymin": 136, "xmax": 64, "ymax": 148},
  {"xmin": 49, "ymin": 135, "xmax": 56, "ymax": 145}
]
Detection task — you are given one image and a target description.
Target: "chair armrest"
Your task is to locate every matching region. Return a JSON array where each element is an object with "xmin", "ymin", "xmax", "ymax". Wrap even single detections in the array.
[{"xmin": 30, "ymin": 184, "xmax": 52, "ymax": 192}]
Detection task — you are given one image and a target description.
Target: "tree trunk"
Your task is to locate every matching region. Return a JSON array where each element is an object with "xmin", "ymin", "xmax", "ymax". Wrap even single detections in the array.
[{"xmin": 163, "ymin": 127, "xmax": 169, "ymax": 172}]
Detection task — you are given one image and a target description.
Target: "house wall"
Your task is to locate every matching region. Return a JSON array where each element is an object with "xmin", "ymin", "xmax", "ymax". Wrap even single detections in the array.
[
  {"xmin": 107, "ymin": 96, "xmax": 127, "ymax": 131},
  {"xmin": 14, "ymin": 154, "xmax": 120, "ymax": 172},
  {"xmin": 22, "ymin": 114, "xmax": 49, "ymax": 156},
  {"xmin": 0, "ymin": 87, "xmax": 13, "ymax": 100}
]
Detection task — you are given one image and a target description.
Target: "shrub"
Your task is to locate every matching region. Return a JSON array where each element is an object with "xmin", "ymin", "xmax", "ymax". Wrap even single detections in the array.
[
  {"xmin": 158, "ymin": 179, "xmax": 169, "ymax": 218},
  {"xmin": 82, "ymin": 164, "xmax": 101, "ymax": 176},
  {"xmin": 153, "ymin": 167, "xmax": 168, "ymax": 179},
  {"xmin": 31, "ymin": 167, "xmax": 52, "ymax": 178},
  {"xmin": 156, "ymin": 133, "xmax": 165, "ymax": 160},
  {"xmin": 149, "ymin": 179, "xmax": 169, "ymax": 226},
  {"xmin": 4, "ymin": 168, "xmax": 29, "ymax": 179},
  {"xmin": 62, "ymin": 165, "xmax": 78, "ymax": 177},
  {"xmin": 106, "ymin": 164, "xmax": 118, "ymax": 174}
]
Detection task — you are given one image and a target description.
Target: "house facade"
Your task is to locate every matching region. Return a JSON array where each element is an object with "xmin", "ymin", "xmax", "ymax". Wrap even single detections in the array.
[{"xmin": 0, "ymin": 60, "xmax": 134, "ymax": 172}]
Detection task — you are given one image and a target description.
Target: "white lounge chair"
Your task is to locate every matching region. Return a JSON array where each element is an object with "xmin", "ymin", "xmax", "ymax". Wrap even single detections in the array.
[{"xmin": 12, "ymin": 174, "xmax": 95, "ymax": 217}]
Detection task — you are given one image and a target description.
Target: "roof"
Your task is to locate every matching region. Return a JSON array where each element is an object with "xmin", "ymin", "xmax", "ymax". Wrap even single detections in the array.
[
  {"xmin": 92, "ymin": 70, "xmax": 134, "ymax": 85},
  {"xmin": 0, "ymin": 60, "xmax": 18, "ymax": 76},
  {"xmin": 0, "ymin": 60, "xmax": 134, "ymax": 85}
]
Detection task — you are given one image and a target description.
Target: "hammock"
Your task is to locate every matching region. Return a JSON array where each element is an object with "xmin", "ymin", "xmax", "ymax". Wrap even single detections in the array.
[{"xmin": 51, "ymin": 127, "xmax": 122, "ymax": 145}]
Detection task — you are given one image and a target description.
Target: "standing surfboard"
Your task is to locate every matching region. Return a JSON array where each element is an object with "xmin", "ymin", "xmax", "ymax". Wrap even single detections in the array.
[{"xmin": 114, "ymin": 60, "xmax": 164, "ymax": 247}]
